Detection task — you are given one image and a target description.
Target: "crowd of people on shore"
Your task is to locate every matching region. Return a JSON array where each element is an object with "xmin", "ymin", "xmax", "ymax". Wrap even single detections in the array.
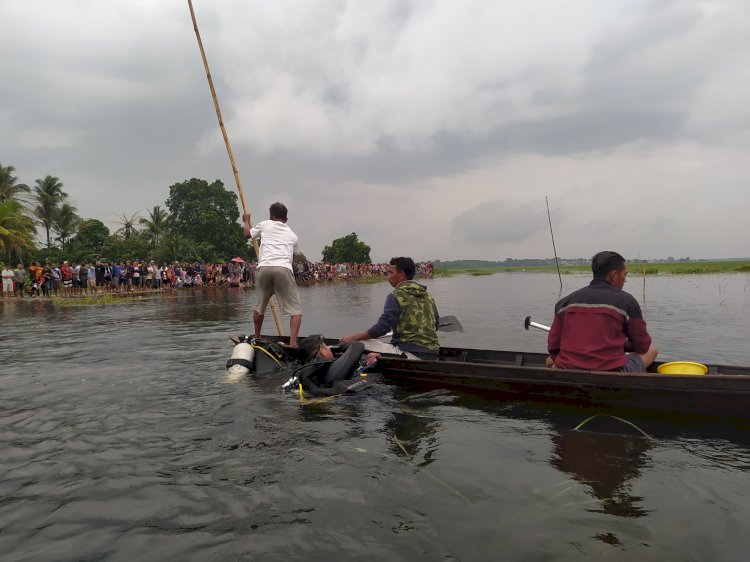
[
  {"xmin": 294, "ymin": 260, "xmax": 433, "ymax": 282},
  {"xmin": 0, "ymin": 259, "xmax": 434, "ymax": 299}
]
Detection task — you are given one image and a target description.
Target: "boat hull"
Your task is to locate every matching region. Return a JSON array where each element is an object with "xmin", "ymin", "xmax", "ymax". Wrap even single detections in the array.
[{"xmin": 376, "ymin": 347, "xmax": 750, "ymax": 417}]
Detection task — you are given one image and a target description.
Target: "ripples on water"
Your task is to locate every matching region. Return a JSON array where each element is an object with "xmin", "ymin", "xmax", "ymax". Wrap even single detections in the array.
[{"xmin": 2, "ymin": 274, "xmax": 750, "ymax": 560}]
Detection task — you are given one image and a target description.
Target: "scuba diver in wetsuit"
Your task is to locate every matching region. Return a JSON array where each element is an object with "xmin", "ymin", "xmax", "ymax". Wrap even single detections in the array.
[{"xmin": 286, "ymin": 335, "xmax": 380, "ymax": 396}]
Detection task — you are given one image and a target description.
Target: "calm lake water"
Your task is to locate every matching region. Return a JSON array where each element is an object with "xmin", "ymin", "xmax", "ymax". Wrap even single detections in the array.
[{"xmin": 2, "ymin": 272, "xmax": 750, "ymax": 561}]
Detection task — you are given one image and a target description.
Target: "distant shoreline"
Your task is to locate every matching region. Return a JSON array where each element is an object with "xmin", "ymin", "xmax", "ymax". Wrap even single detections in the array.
[{"xmin": 434, "ymin": 260, "xmax": 750, "ymax": 277}]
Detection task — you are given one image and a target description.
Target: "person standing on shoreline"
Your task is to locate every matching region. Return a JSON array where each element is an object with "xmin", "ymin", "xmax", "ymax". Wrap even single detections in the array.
[
  {"xmin": 41, "ymin": 263, "xmax": 52, "ymax": 297},
  {"xmin": 78, "ymin": 262, "xmax": 89, "ymax": 295},
  {"xmin": 242, "ymin": 202, "xmax": 303, "ymax": 348},
  {"xmin": 2, "ymin": 264, "xmax": 14, "ymax": 298},
  {"xmin": 13, "ymin": 263, "xmax": 26, "ymax": 297},
  {"xmin": 28, "ymin": 261, "xmax": 42, "ymax": 295},
  {"xmin": 61, "ymin": 261, "xmax": 72, "ymax": 296},
  {"xmin": 51, "ymin": 263, "xmax": 61, "ymax": 296}
]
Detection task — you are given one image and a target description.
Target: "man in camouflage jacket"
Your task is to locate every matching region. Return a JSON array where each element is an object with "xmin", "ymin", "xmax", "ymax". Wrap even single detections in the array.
[{"xmin": 340, "ymin": 256, "xmax": 439, "ymax": 358}]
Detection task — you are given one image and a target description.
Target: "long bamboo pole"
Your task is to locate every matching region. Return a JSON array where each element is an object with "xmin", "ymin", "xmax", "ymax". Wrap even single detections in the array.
[
  {"xmin": 187, "ymin": 0, "xmax": 283, "ymax": 337},
  {"xmin": 545, "ymin": 196, "xmax": 563, "ymax": 292}
]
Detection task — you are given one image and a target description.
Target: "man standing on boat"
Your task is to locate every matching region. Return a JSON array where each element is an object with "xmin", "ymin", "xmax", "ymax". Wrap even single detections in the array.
[
  {"xmin": 242, "ymin": 202, "xmax": 303, "ymax": 348},
  {"xmin": 340, "ymin": 256, "xmax": 439, "ymax": 359},
  {"xmin": 546, "ymin": 251, "xmax": 657, "ymax": 372}
]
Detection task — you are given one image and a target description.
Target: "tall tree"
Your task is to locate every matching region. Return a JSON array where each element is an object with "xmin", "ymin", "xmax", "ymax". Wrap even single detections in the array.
[
  {"xmin": 0, "ymin": 163, "xmax": 31, "ymax": 205},
  {"xmin": 158, "ymin": 233, "xmax": 197, "ymax": 263},
  {"xmin": 53, "ymin": 202, "xmax": 80, "ymax": 251},
  {"xmin": 165, "ymin": 178, "xmax": 246, "ymax": 259},
  {"xmin": 32, "ymin": 175, "xmax": 67, "ymax": 249},
  {"xmin": 0, "ymin": 200, "xmax": 37, "ymax": 263},
  {"xmin": 70, "ymin": 219, "xmax": 110, "ymax": 257},
  {"xmin": 138, "ymin": 205, "xmax": 169, "ymax": 247},
  {"xmin": 114, "ymin": 212, "xmax": 140, "ymax": 240},
  {"xmin": 99, "ymin": 231, "xmax": 149, "ymax": 263},
  {"xmin": 321, "ymin": 232, "xmax": 372, "ymax": 263}
]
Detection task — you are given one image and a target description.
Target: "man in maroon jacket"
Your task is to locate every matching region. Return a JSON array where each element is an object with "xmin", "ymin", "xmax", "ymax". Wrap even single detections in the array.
[{"xmin": 546, "ymin": 251, "xmax": 657, "ymax": 372}]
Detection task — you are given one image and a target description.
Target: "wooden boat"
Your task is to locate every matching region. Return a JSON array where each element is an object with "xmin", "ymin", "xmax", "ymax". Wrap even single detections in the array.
[
  {"xmin": 375, "ymin": 347, "xmax": 750, "ymax": 418},
  {"xmin": 257, "ymin": 334, "xmax": 750, "ymax": 417}
]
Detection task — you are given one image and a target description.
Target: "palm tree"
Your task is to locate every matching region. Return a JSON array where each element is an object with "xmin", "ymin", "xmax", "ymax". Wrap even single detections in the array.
[
  {"xmin": 138, "ymin": 205, "xmax": 169, "ymax": 247},
  {"xmin": 0, "ymin": 200, "xmax": 37, "ymax": 263},
  {"xmin": 0, "ymin": 163, "xmax": 30, "ymax": 205},
  {"xmin": 53, "ymin": 202, "xmax": 80, "ymax": 251},
  {"xmin": 32, "ymin": 175, "xmax": 67, "ymax": 249},
  {"xmin": 114, "ymin": 212, "xmax": 140, "ymax": 240}
]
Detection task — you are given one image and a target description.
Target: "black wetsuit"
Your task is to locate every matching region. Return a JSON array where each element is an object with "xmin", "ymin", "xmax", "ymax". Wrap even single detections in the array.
[
  {"xmin": 296, "ymin": 341, "xmax": 370, "ymax": 396},
  {"xmin": 323, "ymin": 341, "xmax": 365, "ymax": 384}
]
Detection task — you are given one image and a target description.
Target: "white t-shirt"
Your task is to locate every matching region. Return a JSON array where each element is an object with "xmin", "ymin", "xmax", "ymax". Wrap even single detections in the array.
[{"xmin": 249, "ymin": 220, "xmax": 298, "ymax": 271}]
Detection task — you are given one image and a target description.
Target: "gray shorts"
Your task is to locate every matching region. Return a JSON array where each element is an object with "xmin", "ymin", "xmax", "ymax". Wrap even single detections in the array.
[
  {"xmin": 254, "ymin": 266, "xmax": 302, "ymax": 316},
  {"xmin": 619, "ymin": 353, "xmax": 647, "ymax": 373}
]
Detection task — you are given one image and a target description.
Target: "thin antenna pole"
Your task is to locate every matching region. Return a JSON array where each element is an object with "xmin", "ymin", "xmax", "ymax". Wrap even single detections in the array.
[
  {"xmin": 546, "ymin": 196, "xmax": 563, "ymax": 291},
  {"xmin": 187, "ymin": 0, "xmax": 283, "ymax": 337}
]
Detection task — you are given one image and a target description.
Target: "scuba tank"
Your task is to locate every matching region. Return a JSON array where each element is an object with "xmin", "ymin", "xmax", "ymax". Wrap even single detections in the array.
[
  {"xmin": 226, "ymin": 336, "xmax": 296, "ymax": 376},
  {"xmin": 226, "ymin": 335, "xmax": 256, "ymax": 376}
]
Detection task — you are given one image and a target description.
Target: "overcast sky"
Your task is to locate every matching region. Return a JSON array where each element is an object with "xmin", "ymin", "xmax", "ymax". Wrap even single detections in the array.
[{"xmin": 2, "ymin": 0, "xmax": 749, "ymax": 261}]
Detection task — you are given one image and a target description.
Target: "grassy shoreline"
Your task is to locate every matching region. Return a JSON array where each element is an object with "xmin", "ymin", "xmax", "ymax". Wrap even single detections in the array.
[{"xmin": 434, "ymin": 260, "xmax": 750, "ymax": 277}]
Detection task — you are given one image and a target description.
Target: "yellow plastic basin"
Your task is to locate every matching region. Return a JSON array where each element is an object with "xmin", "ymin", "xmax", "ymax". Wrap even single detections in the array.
[{"xmin": 657, "ymin": 361, "xmax": 708, "ymax": 375}]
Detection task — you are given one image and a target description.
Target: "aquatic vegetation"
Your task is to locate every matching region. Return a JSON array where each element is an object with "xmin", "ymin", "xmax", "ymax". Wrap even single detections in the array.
[{"xmin": 50, "ymin": 294, "xmax": 153, "ymax": 306}]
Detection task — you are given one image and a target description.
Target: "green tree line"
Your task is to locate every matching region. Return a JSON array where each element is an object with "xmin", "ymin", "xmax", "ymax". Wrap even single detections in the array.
[
  {"xmin": 1, "ymin": 165, "xmax": 250, "ymax": 265},
  {"xmin": 2, "ymin": 163, "xmax": 375, "ymax": 266}
]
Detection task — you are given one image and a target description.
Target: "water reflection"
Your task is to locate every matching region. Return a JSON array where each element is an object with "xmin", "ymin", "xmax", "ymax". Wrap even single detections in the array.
[
  {"xmin": 159, "ymin": 289, "xmax": 248, "ymax": 324},
  {"xmin": 384, "ymin": 411, "xmax": 439, "ymax": 466},
  {"xmin": 390, "ymin": 393, "xmax": 657, "ymax": 518},
  {"xmin": 550, "ymin": 429, "xmax": 651, "ymax": 518}
]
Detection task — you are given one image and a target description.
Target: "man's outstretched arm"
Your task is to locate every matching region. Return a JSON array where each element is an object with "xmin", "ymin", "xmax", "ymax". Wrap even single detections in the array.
[{"xmin": 340, "ymin": 295, "xmax": 400, "ymax": 344}]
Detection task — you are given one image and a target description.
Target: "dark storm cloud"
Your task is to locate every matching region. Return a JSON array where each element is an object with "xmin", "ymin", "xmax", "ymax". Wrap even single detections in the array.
[{"xmin": 235, "ymin": 103, "xmax": 684, "ymax": 195}]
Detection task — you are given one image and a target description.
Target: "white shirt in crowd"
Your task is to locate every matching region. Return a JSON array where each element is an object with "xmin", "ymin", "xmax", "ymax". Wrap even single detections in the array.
[
  {"xmin": 2, "ymin": 267, "xmax": 14, "ymax": 284},
  {"xmin": 249, "ymin": 220, "xmax": 298, "ymax": 271}
]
